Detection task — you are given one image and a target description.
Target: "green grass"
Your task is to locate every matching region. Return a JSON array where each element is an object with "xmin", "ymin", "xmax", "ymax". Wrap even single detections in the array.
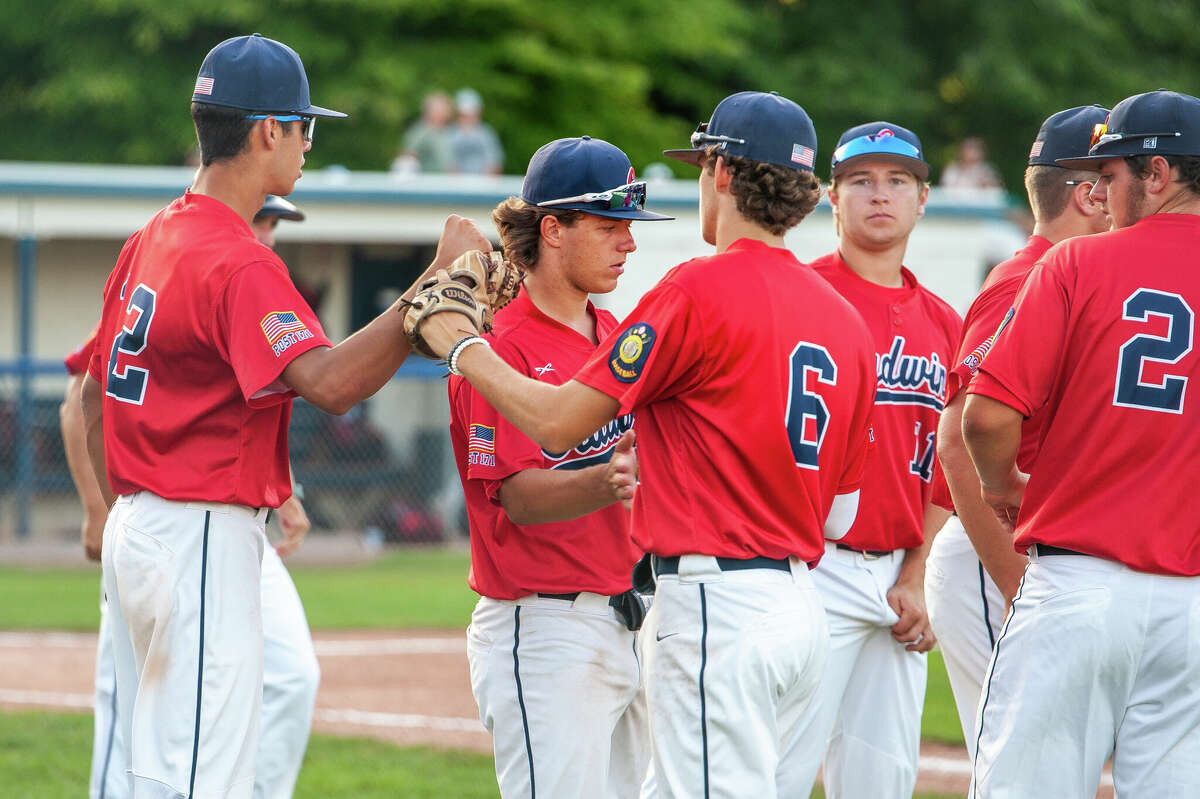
[
  {"xmin": 0, "ymin": 548, "xmax": 479, "ymax": 631},
  {"xmin": 0, "ymin": 546, "xmax": 967, "ymax": 748},
  {"xmin": 0, "ymin": 711, "xmax": 963, "ymax": 799},
  {"xmin": 0, "ymin": 711, "xmax": 501, "ymax": 799}
]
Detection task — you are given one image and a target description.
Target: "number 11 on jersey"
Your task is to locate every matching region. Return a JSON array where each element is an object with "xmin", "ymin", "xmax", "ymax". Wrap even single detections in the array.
[{"xmin": 106, "ymin": 281, "xmax": 157, "ymax": 405}]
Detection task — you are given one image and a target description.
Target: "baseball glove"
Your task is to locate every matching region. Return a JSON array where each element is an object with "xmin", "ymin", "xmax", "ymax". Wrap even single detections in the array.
[{"xmin": 403, "ymin": 250, "xmax": 523, "ymax": 359}]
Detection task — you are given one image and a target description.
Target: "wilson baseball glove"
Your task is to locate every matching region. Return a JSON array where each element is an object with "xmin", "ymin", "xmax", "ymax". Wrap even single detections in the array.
[{"xmin": 403, "ymin": 250, "xmax": 523, "ymax": 359}]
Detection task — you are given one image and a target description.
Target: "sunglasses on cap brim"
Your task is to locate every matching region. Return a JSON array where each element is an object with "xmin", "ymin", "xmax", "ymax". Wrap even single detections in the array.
[
  {"xmin": 1089, "ymin": 122, "xmax": 1181, "ymax": 150},
  {"xmin": 688, "ymin": 122, "xmax": 746, "ymax": 150},
  {"xmin": 536, "ymin": 181, "xmax": 648, "ymax": 211},
  {"xmin": 831, "ymin": 133, "xmax": 922, "ymax": 169},
  {"xmin": 245, "ymin": 113, "xmax": 317, "ymax": 141}
]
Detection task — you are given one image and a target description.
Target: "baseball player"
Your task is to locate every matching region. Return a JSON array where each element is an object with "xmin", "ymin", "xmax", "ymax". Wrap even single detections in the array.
[
  {"xmin": 926, "ymin": 105, "xmax": 1110, "ymax": 753},
  {"xmin": 415, "ymin": 90, "xmax": 878, "ymax": 799},
  {"xmin": 79, "ymin": 34, "xmax": 488, "ymax": 797},
  {"xmin": 962, "ymin": 89, "xmax": 1200, "ymax": 798},
  {"xmin": 777, "ymin": 122, "xmax": 961, "ymax": 799},
  {"xmin": 449, "ymin": 136, "xmax": 670, "ymax": 799},
  {"xmin": 64, "ymin": 194, "xmax": 328, "ymax": 799}
]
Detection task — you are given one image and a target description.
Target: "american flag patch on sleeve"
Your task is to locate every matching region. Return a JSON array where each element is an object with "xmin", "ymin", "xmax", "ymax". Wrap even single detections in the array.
[
  {"xmin": 791, "ymin": 144, "xmax": 815, "ymax": 167},
  {"xmin": 260, "ymin": 310, "xmax": 315, "ymax": 356},
  {"xmin": 468, "ymin": 424, "xmax": 495, "ymax": 454},
  {"xmin": 261, "ymin": 311, "xmax": 307, "ymax": 344},
  {"xmin": 194, "ymin": 76, "xmax": 214, "ymax": 96}
]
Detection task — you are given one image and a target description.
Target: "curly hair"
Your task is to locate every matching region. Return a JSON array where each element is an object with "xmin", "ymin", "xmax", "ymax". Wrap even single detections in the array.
[
  {"xmin": 1126, "ymin": 154, "xmax": 1200, "ymax": 195},
  {"xmin": 701, "ymin": 146, "xmax": 822, "ymax": 235},
  {"xmin": 490, "ymin": 197, "xmax": 584, "ymax": 270}
]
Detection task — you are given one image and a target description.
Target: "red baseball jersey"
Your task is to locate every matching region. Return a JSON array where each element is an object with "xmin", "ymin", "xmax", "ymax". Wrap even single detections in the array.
[
  {"xmin": 87, "ymin": 192, "xmax": 330, "ymax": 509},
  {"xmin": 931, "ymin": 235, "xmax": 1053, "ymax": 510},
  {"xmin": 573, "ymin": 238, "xmax": 876, "ymax": 564},
  {"xmin": 64, "ymin": 326, "xmax": 99, "ymax": 376},
  {"xmin": 449, "ymin": 291, "xmax": 640, "ymax": 599},
  {"xmin": 970, "ymin": 214, "xmax": 1200, "ymax": 575},
  {"xmin": 811, "ymin": 252, "xmax": 962, "ymax": 551}
]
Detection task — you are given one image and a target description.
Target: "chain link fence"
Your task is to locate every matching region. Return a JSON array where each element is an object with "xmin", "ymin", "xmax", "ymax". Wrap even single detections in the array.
[{"xmin": 0, "ymin": 363, "xmax": 465, "ymax": 546}]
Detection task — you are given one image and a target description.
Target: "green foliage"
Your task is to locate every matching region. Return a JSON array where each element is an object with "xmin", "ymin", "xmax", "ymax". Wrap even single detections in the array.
[{"xmin": 7, "ymin": 0, "xmax": 1195, "ymax": 188}]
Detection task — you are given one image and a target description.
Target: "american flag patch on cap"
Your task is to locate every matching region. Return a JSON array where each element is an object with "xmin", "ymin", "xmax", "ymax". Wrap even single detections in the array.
[
  {"xmin": 194, "ymin": 76, "xmax": 215, "ymax": 96},
  {"xmin": 791, "ymin": 143, "xmax": 815, "ymax": 167},
  {"xmin": 260, "ymin": 311, "xmax": 308, "ymax": 345},
  {"xmin": 468, "ymin": 424, "xmax": 495, "ymax": 454},
  {"xmin": 1029, "ymin": 140, "xmax": 1044, "ymax": 158}
]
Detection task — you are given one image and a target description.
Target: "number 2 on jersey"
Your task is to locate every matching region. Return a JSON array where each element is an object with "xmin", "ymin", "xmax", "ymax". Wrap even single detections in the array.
[
  {"xmin": 786, "ymin": 342, "xmax": 837, "ymax": 470},
  {"xmin": 1113, "ymin": 288, "xmax": 1194, "ymax": 414},
  {"xmin": 106, "ymin": 282, "xmax": 157, "ymax": 405}
]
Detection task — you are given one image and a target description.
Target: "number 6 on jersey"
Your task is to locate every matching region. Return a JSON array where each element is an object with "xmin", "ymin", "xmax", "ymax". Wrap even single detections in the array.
[{"xmin": 786, "ymin": 342, "xmax": 837, "ymax": 469}]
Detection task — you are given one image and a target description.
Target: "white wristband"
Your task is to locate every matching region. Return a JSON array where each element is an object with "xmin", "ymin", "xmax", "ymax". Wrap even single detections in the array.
[{"xmin": 448, "ymin": 336, "xmax": 490, "ymax": 376}]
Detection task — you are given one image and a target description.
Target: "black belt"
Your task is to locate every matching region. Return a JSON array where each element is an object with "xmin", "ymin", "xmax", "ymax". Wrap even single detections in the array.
[
  {"xmin": 1035, "ymin": 544, "xmax": 1090, "ymax": 557},
  {"xmin": 836, "ymin": 543, "xmax": 891, "ymax": 558},
  {"xmin": 653, "ymin": 555, "xmax": 791, "ymax": 576},
  {"xmin": 535, "ymin": 591, "xmax": 647, "ymax": 632}
]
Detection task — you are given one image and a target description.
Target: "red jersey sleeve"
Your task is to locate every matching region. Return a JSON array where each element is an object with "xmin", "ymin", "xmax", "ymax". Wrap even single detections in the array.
[
  {"xmin": 573, "ymin": 280, "xmax": 706, "ymax": 413},
  {"xmin": 66, "ymin": 326, "xmax": 99, "ymax": 377},
  {"xmin": 947, "ymin": 278, "xmax": 1022, "ymax": 402},
  {"xmin": 213, "ymin": 260, "xmax": 332, "ymax": 406},
  {"xmin": 454, "ymin": 340, "xmax": 550, "ymax": 502},
  {"xmin": 970, "ymin": 261, "xmax": 1072, "ymax": 417}
]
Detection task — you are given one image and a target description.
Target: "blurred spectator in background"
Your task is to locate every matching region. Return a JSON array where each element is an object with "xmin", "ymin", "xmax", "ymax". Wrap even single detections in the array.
[
  {"xmin": 448, "ymin": 88, "xmax": 503, "ymax": 175},
  {"xmin": 253, "ymin": 195, "xmax": 328, "ymax": 316},
  {"xmin": 392, "ymin": 91, "xmax": 454, "ymax": 174},
  {"xmin": 940, "ymin": 137, "xmax": 1003, "ymax": 189}
]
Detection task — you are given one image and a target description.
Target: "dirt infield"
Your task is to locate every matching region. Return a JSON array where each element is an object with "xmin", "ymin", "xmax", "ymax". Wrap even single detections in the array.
[{"xmin": 0, "ymin": 629, "xmax": 1114, "ymax": 798}]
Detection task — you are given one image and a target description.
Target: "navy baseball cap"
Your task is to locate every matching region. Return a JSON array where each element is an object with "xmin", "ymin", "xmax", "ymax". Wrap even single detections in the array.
[
  {"xmin": 255, "ymin": 195, "xmax": 304, "ymax": 222},
  {"xmin": 192, "ymin": 33, "xmax": 346, "ymax": 118},
  {"xmin": 522, "ymin": 136, "xmax": 673, "ymax": 221},
  {"xmin": 1057, "ymin": 90, "xmax": 1200, "ymax": 169},
  {"xmin": 830, "ymin": 122, "xmax": 929, "ymax": 180},
  {"xmin": 1028, "ymin": 105, "xmax": 1110, "ymax": 166},
  {"xmin": 663, "ymin": 91, "xmax": 819, "ymax": 171}
]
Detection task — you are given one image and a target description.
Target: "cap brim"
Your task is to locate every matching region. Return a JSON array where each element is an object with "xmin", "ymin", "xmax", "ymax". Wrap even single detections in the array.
[
  {"xmin": 257, "ymin": 209, "xmax": 305, "ymax": 221},
  {"xmin": 1054, "ymin": 155, "xmax": 1110, "ymax": 169},
  {"xmin": 832, "ymin": 153, "xmax": 930, "ymax": 181},
  {"xmin": 663, "ymin": 148, "xmax": 704, "ymax": 166},
  {"xmin": 300, "ymin": 103, "xmax": 348, "ymax": 119}
]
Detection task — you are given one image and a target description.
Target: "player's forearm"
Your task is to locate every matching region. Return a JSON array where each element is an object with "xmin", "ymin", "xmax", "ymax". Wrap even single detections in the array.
[
  {"xmin": 81, "ymin": 374, "xmax": 116, "ymax": 508},
  {"xmin": 282, "ymin": 301, "xmax": 413, "ymax": 415},
  {"xmin": 498, "ymin": 465, "xmax": 621, "ymax": 526},
  {"xmin": 961, "ymin": 394, "xmax": 1025, "ymax": 495},
  {"xmin": 456, "ymin": 345, "xmax": 619, "ymax": 453},
  {"xmin": 61, "ymin": 375, "xmax": 109, "ymax": 519},
  {"xmin": 938, "ymin": 398, "xmax": 1027, "ymax": 600}
]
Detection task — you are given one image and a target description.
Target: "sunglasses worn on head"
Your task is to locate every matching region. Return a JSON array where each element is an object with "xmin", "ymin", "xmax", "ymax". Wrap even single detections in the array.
[
  {"xmin": 689, "ymin": 122, "xmax": 746, "ymax": 149},
  {"xmin": 245, "ymin": 113, "xmax": 316, "ymax": 141},
  {"xmin": 537, "ymin": 181, "xmax": 648, "ymax": 211},
  {"xmin": 832, "ymin": 132, "xmax": 921, "ymax": 168},
  {"xmin": 1089, "ymin": 122, "xmax": 1180, "ymax": 149}
]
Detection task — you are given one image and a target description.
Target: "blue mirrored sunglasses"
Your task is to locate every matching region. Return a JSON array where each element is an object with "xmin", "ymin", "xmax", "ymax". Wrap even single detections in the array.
[
  {"xmin": 831, "ymin": 133, "xmax": 921, "ymax": 168},
  {"xmin": 244, "ymin": 113, "xmax": 316, "ymax": 141}
]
